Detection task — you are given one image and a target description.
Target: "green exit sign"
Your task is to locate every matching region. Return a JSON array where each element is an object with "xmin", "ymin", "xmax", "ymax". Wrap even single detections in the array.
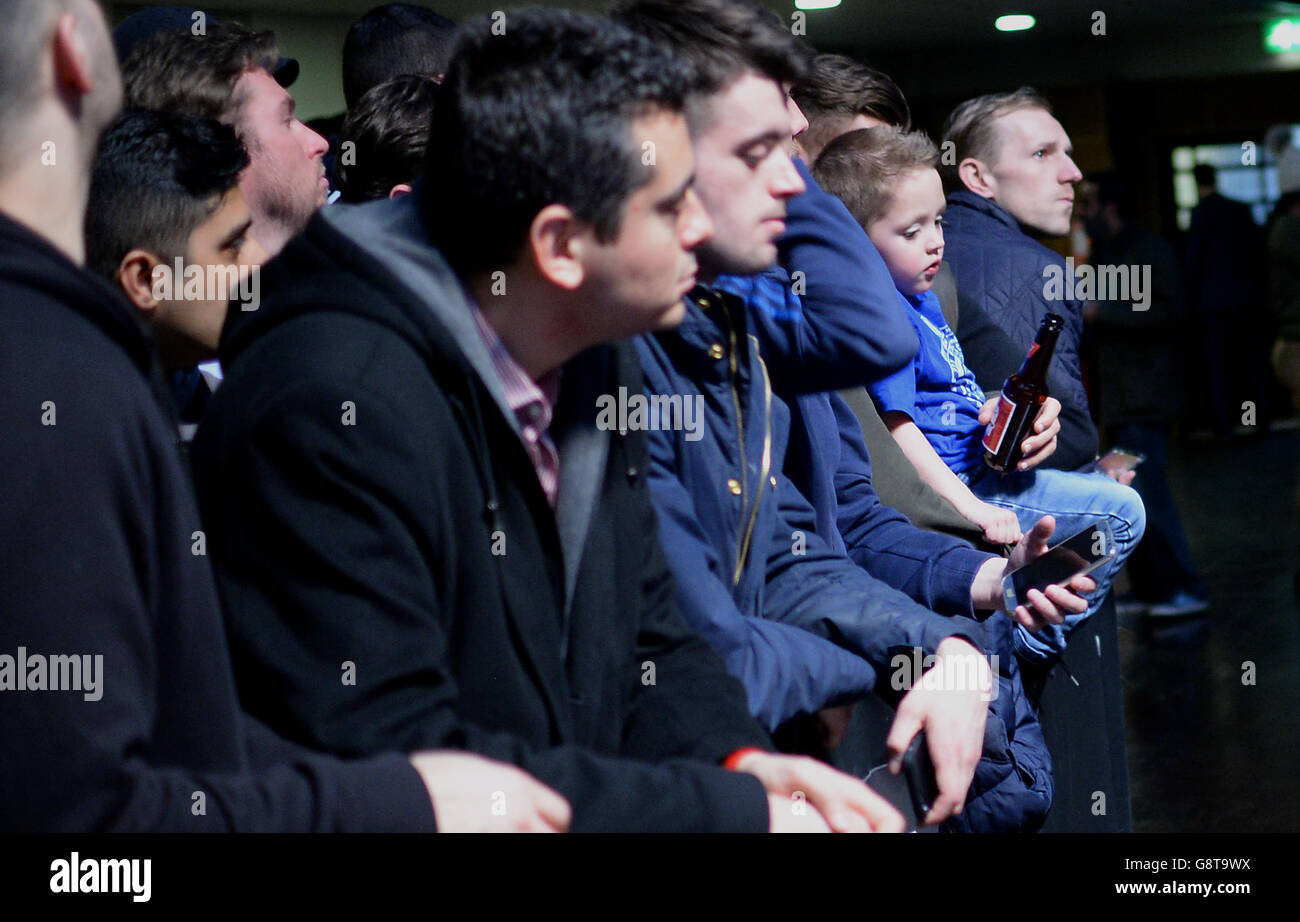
[{"xmin": 1265, "ymin": 18, "xmax": 1300, "ymax": 53}]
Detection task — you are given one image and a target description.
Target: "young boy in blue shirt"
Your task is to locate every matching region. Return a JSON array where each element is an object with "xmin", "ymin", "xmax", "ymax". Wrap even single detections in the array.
[{"xmin": 813, "ymin": 126, "xmax": 1146, "ymax": 663}]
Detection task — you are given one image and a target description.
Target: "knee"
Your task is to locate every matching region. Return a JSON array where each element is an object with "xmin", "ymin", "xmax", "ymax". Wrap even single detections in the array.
[{"xmin": 1107, "ymin": 482, "xmax": 1146, "ymax": 546}]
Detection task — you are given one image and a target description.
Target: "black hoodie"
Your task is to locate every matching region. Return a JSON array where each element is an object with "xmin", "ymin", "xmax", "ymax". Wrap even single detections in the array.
[
  {"xmin": 0, "ymin": 210, "xmax": 434, "ymax": 831},
  {"xmin": 191, "ymin": 194, "xmax": 771, "ymax": 832}
]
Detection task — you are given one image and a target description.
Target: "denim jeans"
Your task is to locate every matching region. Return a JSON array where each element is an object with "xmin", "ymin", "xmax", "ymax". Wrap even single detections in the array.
[{"xmin": 963, "ymin": 466, "xmax": 1146, "ymax": 662}]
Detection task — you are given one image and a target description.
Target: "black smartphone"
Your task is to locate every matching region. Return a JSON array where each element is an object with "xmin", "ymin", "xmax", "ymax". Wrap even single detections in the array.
[
  {"xmin": 901, "ymin": 731, "xmax": 941, "ymax": 821},
  {"xmin": 1001, "ymin": 519, "xmax": 1116, "ymax": 611}
]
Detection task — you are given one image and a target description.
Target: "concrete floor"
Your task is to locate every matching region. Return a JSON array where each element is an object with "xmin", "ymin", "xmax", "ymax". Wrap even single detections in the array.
[{"xmin": 1121, "ymin": 426, "xmax": 1300, "ymax": 832}]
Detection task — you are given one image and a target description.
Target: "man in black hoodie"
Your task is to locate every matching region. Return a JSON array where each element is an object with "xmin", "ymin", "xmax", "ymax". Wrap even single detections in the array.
[
  {"xmin": 193, "ymin": 8, "xmax": 903, "ymax": 832},
  {"xmin": 0, "ymin": 0, "xmax": 571, "ymax": 833}
]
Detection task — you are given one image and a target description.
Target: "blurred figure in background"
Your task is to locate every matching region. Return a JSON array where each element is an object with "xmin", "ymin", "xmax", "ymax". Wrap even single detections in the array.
[
  {"xmin": 1185, "ymin": 163, "xmax": 1270, "ymax": 439},
  {"xmin": 1084, "ymin": 172, "xmax": 1208, "ymax": 617},
  {"xmin": 1265, "ymin": 166, "xmax": 1300, "ymax": 597}
]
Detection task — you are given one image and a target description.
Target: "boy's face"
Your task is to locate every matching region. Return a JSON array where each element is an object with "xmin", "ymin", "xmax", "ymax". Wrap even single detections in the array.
[
  {"xmin": 866, "ymin": 166, "xmax": 946, "ymax": 296},
  {"xmin": 577, "ymin": 109, "xmax": 713, "ymax": 335},
  {"xmin": 689, "ymin": 72, "xmax": 806, "ymax": 280},
  {"xmin": 155, "ymin": 187, "xmax": 265, "ymax": 364}
]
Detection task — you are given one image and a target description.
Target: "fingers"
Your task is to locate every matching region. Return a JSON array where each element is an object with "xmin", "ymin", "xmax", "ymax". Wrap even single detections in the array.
[
  {"xmin": 1043, "ymin": 582, "xmax": 1089, "ymax": 615},
  {"xmin": 978, "ymin": 396, "xmax": 998, "ymax": 425},
  {"xmin": 520, "ymin": 775, "xmax": 573, "ymax": 833},
  {"xmin": 885, "ymin": 710, "xmax": 924, "ymax": 774},
  {"xmin": 923, "ymin": 731, "xmax": 979, "ymax": 826},
  {"xmin": 1068, "ymin": 574, "xmax": 1097, "ymax": 594},
  {"xmin": 1014, "ymin": 603, "xmax": 1048, "ymax": 632},
  {"xmin": 1024, "ymin": 587, "xmax": 1065, "ymax": 624},
  {"xmin": 1026, "ymin": 514, "xmax": 1054, "ymax": 551}
]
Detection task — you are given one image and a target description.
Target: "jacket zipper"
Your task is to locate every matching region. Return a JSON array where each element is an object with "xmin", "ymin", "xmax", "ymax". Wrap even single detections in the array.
[
  {"xmin": 718, "ymin": 298, "xmax": 773, "ymax": 586},
  {"xmin": 733, "ymin": 335, "xmax": 773, "ymax": 586}
]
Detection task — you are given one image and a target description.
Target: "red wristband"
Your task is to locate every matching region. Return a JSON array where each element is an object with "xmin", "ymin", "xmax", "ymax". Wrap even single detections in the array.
[{"xmin": 723, "ymin": 747, "xmax": 765, "ymax": 771}]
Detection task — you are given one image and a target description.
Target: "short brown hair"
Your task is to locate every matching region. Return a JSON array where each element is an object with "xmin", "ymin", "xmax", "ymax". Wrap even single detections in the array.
[
  {"xmin": 792, "ymin": 54, "xmax": 910, "ymax": 160},
  {"xmin": 940, "ymin": 87, "xmax": 1051, "ymax": 191},
  {"xmin": 122, "ymin": 21, "xmax": 278, "ymax": 124},
  {"xmin": 812, "ymin": 126, "xmax": 939, "ymax": 229}
]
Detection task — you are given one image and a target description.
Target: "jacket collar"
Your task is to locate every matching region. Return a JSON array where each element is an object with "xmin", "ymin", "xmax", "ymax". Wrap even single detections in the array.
[
  {"xmin": 946, "ymin": 188, "xmax": 1027, "ymax": 235},
  {"xmin": 315, "ymin": 195, "xmax": 611, "ymax": 620}
]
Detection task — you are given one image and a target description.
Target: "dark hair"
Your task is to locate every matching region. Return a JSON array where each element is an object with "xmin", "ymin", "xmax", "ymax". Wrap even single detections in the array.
[
  {"xmin": 612, "ymin": 0, "xmax": 810, "ymax": 126},
  {"xmin": 343, "ymin": 4, "xmax": 456, "ymax": 110},
  {"xmin": 1192, "ymin": 163, "xmax": 1217, "ymax": 188},
  {"xmin": 85, "ymin": 108, "xmax": 249, "ymax": 280},
  {"xmin": 121, "ymin": 20, "xmax": 279, "ymax": 122},
  {"xmin": 813, "ymin": 126, "xmax": 939, "ymax": 229},
  {"xmin": 421, "ymin": 8, "xmax": 692, "ymax": 277},
  {"xmin": 941, "ymin": 87, "xmax": 1052, "ymax": 192},
  {"xmin": 336, "ymin": 74, "xmax": 437, "ymax": 203},
  {"xmin": 792, "ymin": 54, "xmax": 910, "ymax": 159}
]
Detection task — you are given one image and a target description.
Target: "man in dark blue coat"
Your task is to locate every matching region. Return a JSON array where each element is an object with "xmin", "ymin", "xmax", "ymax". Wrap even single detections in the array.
[
  {"xmin": 940, "ymin": 88, "xmax": 1102, "ymax": 473},
  {"xmin": 618, "ymin": 0, "xmax": 1088, "ymax": 831}
]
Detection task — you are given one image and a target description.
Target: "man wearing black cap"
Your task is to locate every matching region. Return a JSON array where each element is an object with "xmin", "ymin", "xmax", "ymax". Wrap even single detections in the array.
[{"xmin": 118, "ymin": 10, "xmax": 327, "ymax": 257}]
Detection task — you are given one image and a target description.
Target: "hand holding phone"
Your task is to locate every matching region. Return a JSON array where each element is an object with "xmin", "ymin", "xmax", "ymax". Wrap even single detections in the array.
[
  {"xmin": 1002, "ymin": 519, "xmax": 1115, "ymax": 613},
  {"xmin": 1091, "ymin": 447, "xmax": 1145, "ymax": 479}
]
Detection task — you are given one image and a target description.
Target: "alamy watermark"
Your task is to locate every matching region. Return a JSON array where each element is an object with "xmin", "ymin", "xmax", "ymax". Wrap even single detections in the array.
[
  {"xmin": 0, "ymin": 647, "xmax": 102, "ymax": 701},
  {"xmin": 150, "ymin": 258, "xmax": 260, "ymax": 311},
  {"xmin": 50, "ymin": 853, "xmax": 150, "ymax": 902},
  {"xmin": 890, "ymin": 646, "xmax": 998, "ymax": 702},
  {"xmin": 595, "ymin": 386, "xmax": 704, "ymax": 442},
  {"xmin": 1043, "ymin": 258, "xmax": 1151, "ymax": 311}
]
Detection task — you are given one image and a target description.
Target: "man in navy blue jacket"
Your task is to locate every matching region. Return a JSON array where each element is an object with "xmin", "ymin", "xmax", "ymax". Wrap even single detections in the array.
[
  {"xmin": 939, "ymin": 88, "xmax": 1102, "ymax": 473},
  {"xmin": 618, "ymin": 0, "xmax": 1053, "ymax": 829}
]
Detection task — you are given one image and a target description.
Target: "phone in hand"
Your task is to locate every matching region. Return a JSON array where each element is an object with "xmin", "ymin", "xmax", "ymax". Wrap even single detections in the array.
[
  {"xmin": 1091, "ymin": 447, "xmax": 1146, "ymax": 478},
  {"xmin": 901, "ymin": 730, "xmax": 941, "ymax": 821},
  {"xmin": 1002, "ymin": 519, "xmax": 1116, "ymax": 612},
  {"xmin": 863, "ymin": 730, "xmax": 941, "ymax": 830}
]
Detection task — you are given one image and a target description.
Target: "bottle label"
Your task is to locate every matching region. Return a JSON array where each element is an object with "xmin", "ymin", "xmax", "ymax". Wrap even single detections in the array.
[{"xmin": 982, "ymin": 394, "xmax": 1016, "ymax": 454}]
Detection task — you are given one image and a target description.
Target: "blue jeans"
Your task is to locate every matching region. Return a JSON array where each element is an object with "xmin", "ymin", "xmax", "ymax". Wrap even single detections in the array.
[{"xmin": 964, "ymin": 466, "xmax": 1146, "ymax": 663}]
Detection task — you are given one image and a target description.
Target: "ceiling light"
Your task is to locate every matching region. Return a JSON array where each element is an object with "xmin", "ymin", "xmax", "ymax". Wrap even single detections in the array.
[{"xmin": 995, "ymin": 14, "xmax": 1037, "ymax": 32}]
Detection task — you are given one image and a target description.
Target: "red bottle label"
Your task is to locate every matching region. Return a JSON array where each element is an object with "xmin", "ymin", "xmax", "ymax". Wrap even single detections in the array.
[{"xmin": 982, "ymin": 394, "xmax": 1016, "ymax": 454}]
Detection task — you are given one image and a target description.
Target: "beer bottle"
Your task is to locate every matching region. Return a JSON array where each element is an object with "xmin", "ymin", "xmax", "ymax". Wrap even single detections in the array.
[{"xmin": 982, "ymin": 313, "xmax": 1064, "ymax": 472}]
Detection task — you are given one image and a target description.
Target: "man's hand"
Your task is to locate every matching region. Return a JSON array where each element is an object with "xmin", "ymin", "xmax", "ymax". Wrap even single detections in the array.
[
  {"xmin": 816, "ymin": 704, "xmax": 855, "ymax": 750},
  {"xmin": 885, "ymin": 637, "xmax": 989, "ymax": 826},
  {"xmin": 409, "ymin": 752, "xmax": 572, "ymax": 833},
  {"xmin": 969, "ymin": 515, "xmax": 1096, "ymax": 626},
  {"xmin": 766, "ymin": 793, "xmax": 833, "ymax": 833},
  {"xmin": 732, "ymin": 751, "xmax": 905, "ymax": 833},
  {"xmin": 1003, "ymin": 515, "xmax": 1095, "ymax": 631},
  {"xmin": 979, "ymin": 395, "xmax": 1061, "ymax": 471}
]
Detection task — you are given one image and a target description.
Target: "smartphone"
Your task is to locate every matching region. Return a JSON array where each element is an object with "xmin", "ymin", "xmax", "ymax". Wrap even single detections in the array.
[
  {"xmin": 863, "ymin": 731, "xmax": 940, "ymax": 829},
  {"xmin": 901, "ymin": 731, "xmax": 941, "ymax": 821},
  {"xmin": 1002, "ymin": 519, "xmax": 1116, "ymax": 611},
  {"xmin": 1092, "ymin": 447, "xmax": 1146, "ymax": 477}
]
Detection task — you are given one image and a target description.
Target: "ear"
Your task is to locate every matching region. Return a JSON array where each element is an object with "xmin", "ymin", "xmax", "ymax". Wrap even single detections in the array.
[
  {"xmin": 51, "ymin": 12, "xmax": 94, "ymax": 98},
  {"xmin": 958, "ymin": 157, "xmax": 996, "ymax": 198},
  {"xmin": 526, "ymin": 204, "xmax": 586, "ymax": 291},
  {"xmin": 117, "ymin": 250, "xmax": 164, "ymax": 317},
  {"xmin": 388, "ymin": 183, "xmax": 413, "ymax": 199}
]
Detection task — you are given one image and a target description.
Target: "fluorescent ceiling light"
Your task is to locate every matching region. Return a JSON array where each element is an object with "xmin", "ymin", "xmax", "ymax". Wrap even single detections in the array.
[
  {"xmin": 795, "ymin": 0, "xmax": 842, "ymax": 9},
  {"xmin": 995, "ymin": 14, "xmax": 1037, "ymax": 32}
]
